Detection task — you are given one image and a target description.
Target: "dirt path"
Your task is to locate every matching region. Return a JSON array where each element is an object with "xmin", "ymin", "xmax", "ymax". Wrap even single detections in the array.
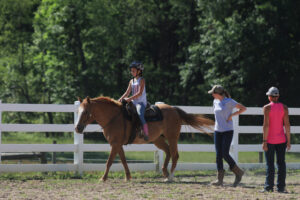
[{"xmin": 0, "ymin": 171, "xmax": 299, "ymax": 200}]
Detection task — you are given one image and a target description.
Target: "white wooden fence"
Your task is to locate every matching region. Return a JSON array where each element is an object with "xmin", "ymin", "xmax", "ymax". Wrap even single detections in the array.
[{"xmin": 0, "ymin": 100, "xmax": 299, "ymax": 173}]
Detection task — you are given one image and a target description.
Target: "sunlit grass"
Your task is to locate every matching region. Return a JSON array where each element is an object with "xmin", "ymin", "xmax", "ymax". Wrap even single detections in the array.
[
  {"xmin": 0, "ymin": 169, "xmax": 299, "ymax": 180},
  {"xmin": 2, "ymin": 132, "xmax": 73, "ymax": 144}
]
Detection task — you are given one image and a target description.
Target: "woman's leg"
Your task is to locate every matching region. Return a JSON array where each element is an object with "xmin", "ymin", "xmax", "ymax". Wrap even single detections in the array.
[
  {"xmin": 214, "ymin": 132, "xmax": 224, "ymax": 171},
  {"xmin": 221, "ymin": 131, "xmax": 236, "ymax": 169},
  {"xmin": 264, "ymin": 143, "xmax": 275, "ymax": 191},
  {"xmin": 211, "ymin": 132, "xmax": 225, "ymax": 186},
  {"xmin": 222, "ymin": 131, "xmax": 244, "ymax": 187},
  {"xmin": 275, "ymin": 143, "xmax": 286, "ymax": 191}
]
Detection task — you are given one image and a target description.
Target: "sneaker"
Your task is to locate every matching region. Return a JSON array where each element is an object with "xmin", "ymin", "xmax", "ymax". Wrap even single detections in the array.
[
  {"xmin": 259, "ymin": 189, "xmax": 273, "ymax": 193},
  {"xmin": 277, "ymin": 189, "xmax": 288, "ymax": 193}
]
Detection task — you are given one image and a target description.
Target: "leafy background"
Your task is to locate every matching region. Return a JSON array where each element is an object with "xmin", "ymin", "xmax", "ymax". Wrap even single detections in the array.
[{"xmin": 0, "ymin": 0, "xmax": 299, "ymax": 141}]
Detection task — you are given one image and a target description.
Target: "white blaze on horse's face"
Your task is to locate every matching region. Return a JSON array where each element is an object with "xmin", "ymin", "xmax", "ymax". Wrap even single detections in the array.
[
  {"xmin": 76, "ymin": 106, "xmax": 84, "ymax": 124},
  {"xmin": 75, "ymin": 105, "xmax": 88, "ymax": 133}
]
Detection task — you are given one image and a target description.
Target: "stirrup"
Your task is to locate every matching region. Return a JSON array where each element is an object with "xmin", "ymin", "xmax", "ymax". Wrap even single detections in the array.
[
  {"xmin": 144, "ymin": 135, "xmax": 149, "ymax": 141},
  {"xmin": 138, "ymin": 129, "xmax": 144, "ymax": 138}
]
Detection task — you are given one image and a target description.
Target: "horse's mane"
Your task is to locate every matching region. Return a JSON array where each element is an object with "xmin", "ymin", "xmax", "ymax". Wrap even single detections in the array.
[{"xmin": 91, "ymin": 96, "xmax": 122, "ymax": 107}]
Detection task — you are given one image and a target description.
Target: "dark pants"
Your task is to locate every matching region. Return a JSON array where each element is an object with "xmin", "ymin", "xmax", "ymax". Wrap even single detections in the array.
[
  {"xmin": 264, "ymin": 142, "xmax": 286, "ymax": 191},
  {"xmin": 214, "ymin": 131, "xmax": 236, "ymax": 171}
]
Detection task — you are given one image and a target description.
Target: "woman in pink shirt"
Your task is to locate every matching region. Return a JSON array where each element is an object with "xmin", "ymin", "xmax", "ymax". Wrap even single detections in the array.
[{"xmin": 261, "ymin": 87, "xmax": 291, "ymax": 193}]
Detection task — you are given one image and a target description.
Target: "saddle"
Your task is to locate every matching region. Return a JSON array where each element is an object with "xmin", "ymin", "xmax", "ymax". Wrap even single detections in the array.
[{"xmin": 122, "ymin": 100, "xmax": 163, "ymax": 144}]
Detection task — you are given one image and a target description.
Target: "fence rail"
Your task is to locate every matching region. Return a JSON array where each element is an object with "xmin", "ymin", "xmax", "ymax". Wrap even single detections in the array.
[{"xmin": 0, "ymin": 100, "xmax": 299, "ymax": 173}]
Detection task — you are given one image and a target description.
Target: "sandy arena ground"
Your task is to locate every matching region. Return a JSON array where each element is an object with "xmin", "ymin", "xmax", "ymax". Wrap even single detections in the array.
[{"xmin": 0, "ymin": 171, "xmax": 299, "ymax": 200}]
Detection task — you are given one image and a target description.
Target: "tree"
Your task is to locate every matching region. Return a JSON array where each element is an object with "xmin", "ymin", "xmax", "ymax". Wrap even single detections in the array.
[
  {"xmin": 0, "ymin": 0, "xmax": 40, "ymax": 104},
  {"xmin": 181, "ymin": 0, "xmax": 300, "ymax": 107}
]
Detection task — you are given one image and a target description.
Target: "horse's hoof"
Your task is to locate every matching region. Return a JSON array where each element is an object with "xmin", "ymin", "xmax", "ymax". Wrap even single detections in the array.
[
  {"xmin": 164, "ymin": 178, "xmax": 172, "ymax": 182},
  {"xmin": 125, "ymin": 176, "xmax": 131, "ymax": 182},
  {"xmin": 162, "ymin": 169, "xmax": 169, "ymax": 178},
  {"xmin": 100, "ymin": 177, "xmax": 107, "ymax": 182},
  {"xmin": 164, "ymin": 173, "xmax": 174, "ymax": 182},
  {"xmin": 125, "ymin": 173, "xmax": 131, "ymax": 182}
]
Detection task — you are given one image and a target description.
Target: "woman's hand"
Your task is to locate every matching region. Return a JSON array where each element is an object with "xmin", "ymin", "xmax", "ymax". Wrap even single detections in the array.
[
  {"xmin": 262, "ymin": 142, "xmax": 268, "ymax": 151},
  {"xmin": 227, "ymin": 114, "xmax": 233, "ymax": 122},
  {"xmin": 287, "ymin": 142, "xmax": 291, "ymax": 151}
]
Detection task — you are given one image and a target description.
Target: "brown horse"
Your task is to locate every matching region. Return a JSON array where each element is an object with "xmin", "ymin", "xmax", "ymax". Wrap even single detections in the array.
[{"xmin": 75, "ymin": 96, "xmax": 214, "ymax": 181}]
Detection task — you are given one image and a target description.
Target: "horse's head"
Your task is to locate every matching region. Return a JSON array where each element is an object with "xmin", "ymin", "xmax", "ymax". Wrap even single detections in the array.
[{"xmin": 75, "ymin": 96, "xmax": 94, "ymax": 133}]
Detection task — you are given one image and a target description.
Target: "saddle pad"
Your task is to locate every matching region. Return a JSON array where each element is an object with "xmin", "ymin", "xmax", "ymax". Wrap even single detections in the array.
[
  {"xmin": 144, "ymin": 105, "xmax": 163, "ymax": 122},
  {"xmin": 123, "ymin": 104, "xmax": 163, "ymax": 145},
  {"xmin": 122, "ymin": 103, "xmax": 163, "ymax": 122}
]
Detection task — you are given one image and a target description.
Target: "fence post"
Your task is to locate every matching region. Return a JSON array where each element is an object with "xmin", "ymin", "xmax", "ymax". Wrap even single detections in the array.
[
  {"xmin": 259, "ymin": 152, "xmax": 263, "ymax": 163},
  {"xmin": 0, "ymin": 100, "xmax": 2, "ymax": 163},
  {"xmin": 52, "ymin": 140, "xmax": 57, "ymax": 164},
  {"xmin": 74, "ymin": 101, "xmax": 83, "ymax": 175},
  {"xmin": 231, "ymin": 113, "xmax": 239, "ymax": 164},
  {"xmin": 154, "ymin": 151, "xmax": 158, "ymax": 172}
]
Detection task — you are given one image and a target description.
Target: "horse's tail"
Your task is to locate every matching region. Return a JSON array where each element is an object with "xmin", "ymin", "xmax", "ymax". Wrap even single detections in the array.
[{"xmin": 174, "ymin": 107, "xmax": 214, "ymax": 135}]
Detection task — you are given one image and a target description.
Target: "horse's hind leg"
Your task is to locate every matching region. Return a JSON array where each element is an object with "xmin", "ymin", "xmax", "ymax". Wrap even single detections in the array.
[
  {"xmin": 166, "ymin": 139, "xmax": 179, "ymax": 182},
  {"xmin": 153, "ymin": 136, "xmax": 170, "ymax": 178},
  {"xmin": 118, "ymin": 146, "xmax": 131, "ymax": 181},
  {"xmin": 101, "ymin": 144, "xmax": 120, "ymax": 181}
]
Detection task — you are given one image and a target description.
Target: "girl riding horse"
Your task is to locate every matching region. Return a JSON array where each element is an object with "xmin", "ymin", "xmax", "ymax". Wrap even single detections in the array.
[{"xmin": 118, "ymin": 61, "xmax": 149, "ymax": 141}]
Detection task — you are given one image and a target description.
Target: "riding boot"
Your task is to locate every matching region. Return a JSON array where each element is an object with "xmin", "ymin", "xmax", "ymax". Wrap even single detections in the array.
[
  {"xmin": 231, "ymin": 165, "xmax": 244, "ymax": 187},
  {"xmin": 143, "ymin": 124, "xmax": 149, "ymax": 141},
  {"xmin": 211, "ymin": 169, "xmax": 225, "ymax": 186}
]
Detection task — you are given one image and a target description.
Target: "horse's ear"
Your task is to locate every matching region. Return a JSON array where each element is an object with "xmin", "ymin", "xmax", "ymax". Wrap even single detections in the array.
[
  {"xmin": 78, "ymin": 97, "xmax": 82, "ymax": 103},
  {"xmin": 87, "ymin": 96, "xmax": 90, "ymax": 104}
]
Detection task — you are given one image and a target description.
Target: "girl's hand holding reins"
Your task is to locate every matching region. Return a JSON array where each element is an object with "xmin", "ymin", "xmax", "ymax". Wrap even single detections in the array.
[{"xmin": 124, "ymin": 97, "xmax": 131, "ymax": 102}]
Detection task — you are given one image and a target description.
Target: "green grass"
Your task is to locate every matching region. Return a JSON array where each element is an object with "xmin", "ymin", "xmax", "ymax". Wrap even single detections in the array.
[
  {"xmin": 0, "ymin": 169, "xmax": 299, "ymax": 181},
  {"xmin": 2, "ymin": 132, "xmax": 106, "ymax": 144},
  {"xmin": 0, "ymin": 170, "xmax": 164, "ymax": 181},
  {"xmin": 239, "ymin": 152, "xmax": 300, "ymax": 163},
  {"xmin": 4, "ymin": 151, "xmax": 299, "ymax": 165},
  {"xmin": 2, "ymin": 132, "xmax": 74, "ymax": 144}
]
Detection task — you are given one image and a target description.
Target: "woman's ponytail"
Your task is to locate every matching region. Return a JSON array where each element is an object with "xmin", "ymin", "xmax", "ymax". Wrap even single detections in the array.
[{"xmin": 223, "ymin": 89, "xmax": 231, "ymax": 98}]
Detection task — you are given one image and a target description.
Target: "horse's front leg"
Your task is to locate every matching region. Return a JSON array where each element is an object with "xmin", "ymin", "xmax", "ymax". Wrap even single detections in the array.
[
  {"xmin": 101, "ymin": 144, "xmax": 120, "ymax": 181},
  {"xmin": 118, "ymin": 146, "xmax": 131, "ymax": 181}
]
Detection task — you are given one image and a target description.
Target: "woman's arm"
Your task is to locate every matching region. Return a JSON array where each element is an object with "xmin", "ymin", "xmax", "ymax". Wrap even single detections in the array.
[
  {"xmin": 262, "ymin": 105, "xmax": 270, "ymax": 151},
  {"xmin": 118, "ymin": 80, "xmax": 132, "ymax": 102},
  {"xmin": 227, "ymin": 103, "xmax": 247, "ymax": 121},
  {"xmin": 283, "ymin": 105, "xmax": 291, "ymax": 151}
]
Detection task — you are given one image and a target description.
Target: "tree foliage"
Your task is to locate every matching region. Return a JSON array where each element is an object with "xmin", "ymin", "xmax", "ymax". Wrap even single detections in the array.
[
  {"xmin": 181, "ymin": 0, "xmax": 300, "ymax": 106},
  {"xmin": 0, "ymin": 0, "xmax": 299, "ymax": 129}
]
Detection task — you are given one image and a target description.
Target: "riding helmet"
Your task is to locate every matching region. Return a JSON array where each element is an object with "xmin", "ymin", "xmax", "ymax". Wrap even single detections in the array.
[{"xmin": 129, "ymin": 61, "xmax": 144, "ymax": 71}]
